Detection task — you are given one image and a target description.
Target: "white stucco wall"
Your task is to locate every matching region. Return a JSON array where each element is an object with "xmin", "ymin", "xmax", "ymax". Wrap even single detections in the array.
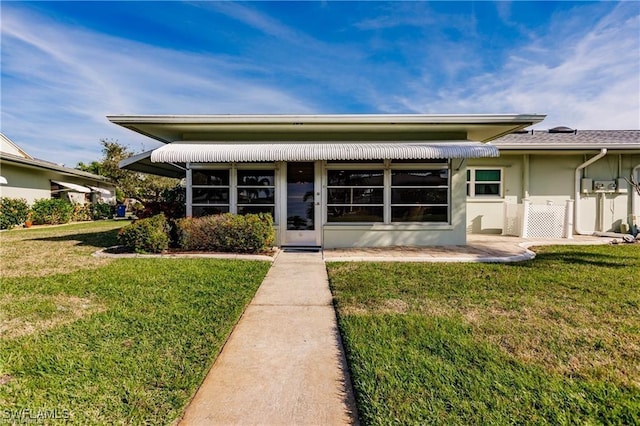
[{"xmin": 467, "ymin": 152, "xmax": 640, "ymax": 234}]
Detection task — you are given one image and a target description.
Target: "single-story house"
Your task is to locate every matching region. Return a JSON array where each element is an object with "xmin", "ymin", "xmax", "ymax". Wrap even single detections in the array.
[
  {"xmin": 467, "ymin": 128, "xmax": 640, "ymax": 237},
  {"xmin": 0, "ymin": 133, "xmax": 116, "ymax": 205},
  {"xmin": 110, "ymin": 114, "xmax": 545, "ymax": 248}
]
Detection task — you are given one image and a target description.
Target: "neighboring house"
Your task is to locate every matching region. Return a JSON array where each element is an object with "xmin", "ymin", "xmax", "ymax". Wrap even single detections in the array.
[
  {"xmin": 467, "ymin": 128, "xmax": 640, "ymax": 236},
  {"xmin": 110, "ymin": 114, "xmax": 544, "ymax": 248},
  {"xmin": 0, "ymin": 133, "xmax": 116, "ymax": 205}
]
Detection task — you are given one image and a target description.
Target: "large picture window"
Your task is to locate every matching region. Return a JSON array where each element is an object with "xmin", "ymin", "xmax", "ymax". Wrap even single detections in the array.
[
  {"xmin": 327, "ymin": 170, "xmax": 384, "ymax": 222},
  {"xmin": 466, "ymin": 168, "xmax": 502, "ymax": 197},
  {"xmin": 326, "ymin": 164, "xmax": 450, "ymax": 224},
  {"xmin": 391, "ymin": 169, "xmax": 449, "ymax": 222},
  {"xmin": 191, "ymin": 169, "xmax": 230, "ymax": 217},
  {"xmin": 237, "ymin": 169, "xmax": 275, "ymax": 216}
]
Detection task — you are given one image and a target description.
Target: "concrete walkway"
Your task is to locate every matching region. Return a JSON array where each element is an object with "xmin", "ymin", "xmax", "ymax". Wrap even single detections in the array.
[{"xmin": 179, "ymin": 251, "xmax": 358, "ymax": 425}]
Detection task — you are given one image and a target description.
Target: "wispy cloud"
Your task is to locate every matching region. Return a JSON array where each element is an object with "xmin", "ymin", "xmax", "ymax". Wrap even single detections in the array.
[
  {"xmin": 390, "ymin": 2, "xmax": 640, "ymax": 129},
  {"xmin": 1, "ymin": 5, "xmax": 317, "ymax": 165}
]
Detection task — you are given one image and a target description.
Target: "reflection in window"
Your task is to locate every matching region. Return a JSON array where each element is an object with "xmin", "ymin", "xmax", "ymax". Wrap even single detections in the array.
[
  {"xmin": 238, "ymin": 169, "xmax": 275, "ymax": 218},
  {"xmin": 466, "ymin": 168, "xmax": 502, "ymax": 197},
  {"xmin": 390, "ymin": 169, "xmax": 449, "ymax": 223},
  {"xmin": 192, "ymin": 169, "xmax": 230, "ymax": 217},
  {"xmin": 327, "ymin": 169, "xmax": 384, "ymax": 223}
]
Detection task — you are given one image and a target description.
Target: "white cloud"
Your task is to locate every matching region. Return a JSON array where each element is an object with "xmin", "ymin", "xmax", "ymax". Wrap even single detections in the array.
[
  {"xmin": 1, "ymin": 6, "xmax": 317, "ymax": 166},
  {"xmin": 391, "ymin": 3, "xmax": 640, "ymax": 130}
]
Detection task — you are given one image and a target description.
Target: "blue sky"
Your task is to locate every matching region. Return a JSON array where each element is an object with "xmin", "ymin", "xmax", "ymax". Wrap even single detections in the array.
[{"xmin": 2, "ymin": 1, "xmax": 639, "ymax": 167}]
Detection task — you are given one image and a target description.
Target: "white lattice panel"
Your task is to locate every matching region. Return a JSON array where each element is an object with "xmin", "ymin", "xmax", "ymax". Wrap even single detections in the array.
[{"xmin": 526, "ymin": 205, "xmax": 566, "ymax": 238}]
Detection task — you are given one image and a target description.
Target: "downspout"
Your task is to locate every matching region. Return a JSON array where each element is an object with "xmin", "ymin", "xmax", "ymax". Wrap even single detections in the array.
[
  {"xmin": 575, "ymin": 149, "xmax": 607, "ymax": 235},
  {"xmin": 632, "ymin": 163, "xmax": 640, "ymax": 228},
  {"xmin": 523, "ymin": 154, "xmax": 530, "ymax": 200}
]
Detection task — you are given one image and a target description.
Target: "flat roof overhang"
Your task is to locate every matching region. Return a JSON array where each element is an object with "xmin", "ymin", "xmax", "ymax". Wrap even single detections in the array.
[
  {"xmin": 107, "ymin": 114, "xmax": 546, "ymax": 144},
  {"xmin": 118, "ymin": 150, "xmax": 186, "ymax": 178}
]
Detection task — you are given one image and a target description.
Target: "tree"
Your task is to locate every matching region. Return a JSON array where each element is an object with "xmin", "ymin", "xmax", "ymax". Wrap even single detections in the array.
[{"xmin": 77, "ymin": 139, "xmax": 179, "ymax": 202}]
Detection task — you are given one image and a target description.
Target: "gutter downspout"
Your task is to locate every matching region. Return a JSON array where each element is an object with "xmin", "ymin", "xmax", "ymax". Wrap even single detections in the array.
[
  {"xmin": 575, "ymin": 149, "xmax": 607, "ymax": 235},
  {"xmin": 632, "ymin": 163, "xmax": 640, "ymax": 228}
]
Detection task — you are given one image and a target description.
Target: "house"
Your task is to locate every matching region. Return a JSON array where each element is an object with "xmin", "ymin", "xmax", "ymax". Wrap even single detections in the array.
[
  {"xmin": 110, "ymin": 114, "xmax": 544, "ymax": 248},
  {"xmin": 0, "ymin": 133, "xmax": 116, "ymax": 205},
  {"xmin": 466, "ymin": 128, "xmax": 640, "ymax": 236}
]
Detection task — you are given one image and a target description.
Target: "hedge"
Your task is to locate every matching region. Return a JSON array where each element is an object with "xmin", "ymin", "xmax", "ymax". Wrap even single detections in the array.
[
  {"xmin": 176, "ymin": 213, "xmax": 275, "ymax": 253},
  {"xmin": 118, "ymin": 214, "xmax": 170, "ymax": 254},
  {"xmin": 0, "ymin": 197, "xmax": 30, "ymax": 230},
  {"xmin": 30, "ymin": 199, "xmax": 74, "ymax": 225}
]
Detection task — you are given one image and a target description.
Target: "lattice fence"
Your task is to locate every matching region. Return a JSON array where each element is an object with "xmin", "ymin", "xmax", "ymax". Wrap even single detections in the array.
[{"xmin": 503, "ymin": 201, "xmax": 572, "ymax": 238}]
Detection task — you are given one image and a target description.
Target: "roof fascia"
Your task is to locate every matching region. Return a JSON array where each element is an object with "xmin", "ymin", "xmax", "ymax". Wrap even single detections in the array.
[{"xmin": 0, "ymin": 153, "xmax": 111, "ymax": 182}]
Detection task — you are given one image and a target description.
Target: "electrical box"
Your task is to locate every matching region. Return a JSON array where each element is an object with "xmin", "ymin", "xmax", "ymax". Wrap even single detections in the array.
[
  {"xmin": 581, "ymin": 178, "xmax": 593, "ymax": 193},
  {"xmin": 616, "ymin": 178, "xmax": 628, "ymax": 193},
  {"xmin": 593, "ymin": 180, "xmax": 616, "ymax": 192}
]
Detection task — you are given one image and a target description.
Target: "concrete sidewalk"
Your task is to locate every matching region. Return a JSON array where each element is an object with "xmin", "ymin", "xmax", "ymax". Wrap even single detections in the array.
[{"xmin": 179, "ymin": 251, "xmax": 358, "ymax": 425}]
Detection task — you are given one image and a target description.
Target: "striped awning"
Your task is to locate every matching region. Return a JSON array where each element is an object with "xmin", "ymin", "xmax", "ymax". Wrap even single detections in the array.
[
  {"xmin": 150, "ymin": 141, "xmax": 499, "ymax": 163},
  {"xmin": 51, "ymin": 180, "xmax": 91, "ymax": 193}
]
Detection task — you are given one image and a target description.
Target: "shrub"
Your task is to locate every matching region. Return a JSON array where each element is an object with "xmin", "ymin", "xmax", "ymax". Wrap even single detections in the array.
[
  {"xmin": 92, "ymin": 202, "xmax": 114, "ymax": 220},
  {"xmin": 30, "ymin": 199, "xmax": 73, "ymax": 225},
  {"xmin": 175, "ymin": 213, "xmax": 275, "ymax": 253},
  {"xmin": 0, "ymin": 197, "xmax": 30, "ymax": 229},
  {"xmin": 118, "ymin": 214, "xmax": 169, "ymax": 253},
  {"xmin": 72, "ymin": 205, "xmax": 93, "ymax": 222}
]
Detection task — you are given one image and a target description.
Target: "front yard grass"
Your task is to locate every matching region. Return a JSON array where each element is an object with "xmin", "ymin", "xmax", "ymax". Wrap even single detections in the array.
[
  {"xmin": 0, "ymin": 222, "xmax": 270, "ymax": 424},
  {"xmin": 328, "ymin": 245, "xmax": 640, "ymax": 425}
]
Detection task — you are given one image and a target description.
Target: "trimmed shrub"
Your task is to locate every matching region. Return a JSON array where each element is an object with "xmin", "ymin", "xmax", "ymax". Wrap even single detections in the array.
[
  {"xmin": 0, "ymin": 197, "xmax": 30, "ymax": 229},
  {"xmin": 92, "ymin": 202, "xmax": 114, "ymax": 220},
  {"xmin": 72, "ymin": 205, "xmax": 93, "ymax": 222},
  {"xmin": 118, "ymin": 214, "xmax": 169, "ymax": 253},
  {"xmin": 175, "ymin": 213, "xmax": 275, "ymax": 253},
  {"xmin": 30, "ymin": 199, "xmax": 73, "ymax": 225}
]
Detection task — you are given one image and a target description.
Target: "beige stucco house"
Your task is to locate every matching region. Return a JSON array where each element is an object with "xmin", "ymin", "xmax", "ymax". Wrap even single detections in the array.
[
  {"xmin": 110, "ymin": 114, "xmax": 545, "ymax": 248},
  {"xmin": 0, "ymin": 133, "xmax": 115, "ymax": 205},
  {"xmin": 467, "ymin": 128, "xmax": 640, "ymax": 237}
]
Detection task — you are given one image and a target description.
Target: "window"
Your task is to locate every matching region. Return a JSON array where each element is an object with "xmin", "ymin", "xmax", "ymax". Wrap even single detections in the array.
[
  {"xmin": 327, "ymin": 170, "xmax": 384, "ymax": 222},
  {"xmin": 326, "ymin": 164, "xmax": 450, "ymax": 224},
  {"xmin": 237, "ymin": 169, "xmax": 275, "ymax": 216},
  {"xmin": 391, "ymin": 169, "xmax": 449, "ymax": 222},
  {"xmin": 191, "ymin": 169, "xmax": 230, "ymax": 216},
  {"xmin": 466, "ymin": 168, "xmax": 502, "ymax": 197}
]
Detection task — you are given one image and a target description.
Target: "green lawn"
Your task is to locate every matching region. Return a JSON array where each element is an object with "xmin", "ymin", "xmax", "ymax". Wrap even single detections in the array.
[
  {"xmin": 0, "ymin": 221, "xmax": 270, "ymax": 424},
  {"xmin": 328, "ymin": 245, "xmax": 640, "ymax": 425}
]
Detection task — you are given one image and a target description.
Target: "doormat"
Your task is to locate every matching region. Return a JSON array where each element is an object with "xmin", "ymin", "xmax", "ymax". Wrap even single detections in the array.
[{"xmin": 282, "ymin": 246, "xmax": 321, "ymax": 253}]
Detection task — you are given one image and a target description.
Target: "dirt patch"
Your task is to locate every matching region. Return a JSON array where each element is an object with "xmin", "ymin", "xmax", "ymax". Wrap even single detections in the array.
[{"xmin": 0, "ymin": 295, "xmax": 106, "ymax": 339}]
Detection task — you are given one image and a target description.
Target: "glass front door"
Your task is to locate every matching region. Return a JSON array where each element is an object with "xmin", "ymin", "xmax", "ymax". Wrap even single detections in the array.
[{"xmin": 284, "ymin": 162, "xmax": 320, "ymax": 246}]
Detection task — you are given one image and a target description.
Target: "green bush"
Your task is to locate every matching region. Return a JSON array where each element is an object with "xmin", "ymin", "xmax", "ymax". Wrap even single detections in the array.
[
  {"xmin": 175, "ymin": 213, "xmax": 275, "ymax": 253},
  {"xmin": 30, "ymin": 199, "xmax": 74, "ymax": 225},
  {"xmin": 71, "ymin": 205, "xmax": 93, "ymax": 222},
  {"xmin": 118, "ymin": 214, "xmax": 169, "ymax": 253},
  {"xmin": 0, "ymin": 197, "xmax": 30, "ymax": 229},
  {"xmin": 92, "ymin": 202, "xmax": 114, "ymax": 220}
]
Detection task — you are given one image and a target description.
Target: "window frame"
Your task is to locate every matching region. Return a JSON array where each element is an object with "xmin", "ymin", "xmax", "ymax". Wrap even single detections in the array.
[
  {"xmin": 466, "ymin": 167, "xmax": 504, "ymax": 198},
  {"xmin": 324, "ymin": 160, "xmax": 451, "ymax": 225}
]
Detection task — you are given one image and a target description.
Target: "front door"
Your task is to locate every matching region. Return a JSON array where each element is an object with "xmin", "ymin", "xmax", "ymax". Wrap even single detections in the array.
[{"xmin": 283, "ymin": 162, "xmax": 321, "ymax": 246}]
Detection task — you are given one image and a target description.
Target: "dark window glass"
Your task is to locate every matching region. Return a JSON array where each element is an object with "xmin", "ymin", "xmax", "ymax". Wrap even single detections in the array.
[
  {"xmin": 391, "ymin": 170, "xmax": 448, "ymax": 186},
  {"xmin": 391, "ymin": 188, "xmax": 448, "ymax": 204},
  {"xmin": 192, "ymin": 206, "xmax": 229, "ymax": 217},
  {"xmin": 237, "ymin": 206, "xmax": 275, "ymax": 217},
  {"xmin": 327, "ymin": 206, "xmax": 384, "ymax": 222},
  {"xmin": 287, "ymin": 162, "xmax": 315, "ymax": 230},
  {"xmin": 475, "ymin": 170, "xmax": 500, "ymax": 182},
  {"xmin": 475, "ymin": 183, "xmax": 500, "ymax": 195},
  {"xmin": 327, "ymin": 170, "xmax": 383, "ymax": 186},
  {"xmin": 237, "ymin": 170, "xmax": 275, "ymax": 186},
  {"xmin": 391, "ymin": 159, "xmax": 446, "ymax": 164},
  {"xmin": 192, "ymin": 170, "xmax": 229, "ymax": 186},
  {"xmin": 327, "ymin": 188, "xmax": 384, "ymax": 204},
  {"xmin": 192, "ymin": 189, "xmax": 229, "ymax": 204},
  {"xmin": 392, "ymin": 206, "xmax": 448, "ymax": 222},
  {"xmin": 238, "ymin": 188, "xmax": 275, "ymax": 204}
]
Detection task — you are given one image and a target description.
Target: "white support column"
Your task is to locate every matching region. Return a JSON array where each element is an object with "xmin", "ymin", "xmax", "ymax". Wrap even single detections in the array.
[
  {"xmin": 564, "ymin": 200, "xmax": 574, "ymax": 239},
  {"xmin": 521, "ymin": 199, "xmax": 530, "ymax": 238},
  {"xmin": 186, "ymin": 163, "xmax": 192, "ymax": 217}
]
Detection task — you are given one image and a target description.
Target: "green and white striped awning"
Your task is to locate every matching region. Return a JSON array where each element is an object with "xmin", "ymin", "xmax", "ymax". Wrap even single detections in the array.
[{"xmin": 150, "ymin": 141, "xmax": 499, "ymax": 163}]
